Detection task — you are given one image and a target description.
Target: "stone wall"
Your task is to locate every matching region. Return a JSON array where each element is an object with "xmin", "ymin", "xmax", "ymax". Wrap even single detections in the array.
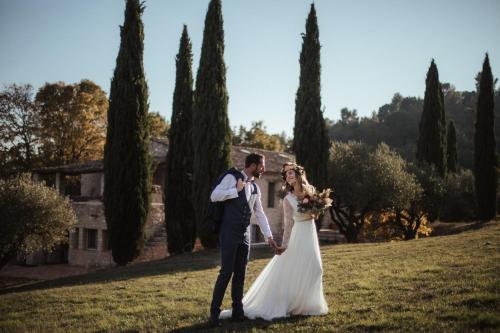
[
  {"xmin": 81, "ymin": 173, "xmax": 102, "ymax": 197},
  {"xmin": 68, "ymin": 169, "xmax": 339, "ymax": 266},
  {"xmin": 68, "ymin": 200, "xmax": 111, "ymax": 267},
  {"xmin": 144, "ymin": 186, "xmax": 165, "ymax": 239},
  {"xmin": 68, "ymin": 185, "xmax": 165, "ymax": 268}
]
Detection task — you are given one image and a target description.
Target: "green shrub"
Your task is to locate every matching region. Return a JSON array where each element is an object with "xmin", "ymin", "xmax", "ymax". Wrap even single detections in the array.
[
  {"xmin": 407, "ymin": 162, "xmax": 446, "ymax": 222},
  {"xmin": 0, "ymin": 173, "xmax": 76, "ymax": 270},
  {"xmin": 441, "ymin": 169, "xmax": 476, "ymax": 221},
  {"xmin": 328, "ymin": 142, "xmax": 423, "ymax": 242}
]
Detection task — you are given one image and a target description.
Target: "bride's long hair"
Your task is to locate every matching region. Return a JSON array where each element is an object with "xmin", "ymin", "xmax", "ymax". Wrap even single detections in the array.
[{"xmin": 280, "ymin": 162, "xmax": 315, "ymax": 196}]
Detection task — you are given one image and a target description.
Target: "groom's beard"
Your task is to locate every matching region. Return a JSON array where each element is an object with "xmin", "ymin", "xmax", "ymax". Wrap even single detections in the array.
[{"xmin": 253, "ymin": 170, "xmax": 262, "ymax": 178}]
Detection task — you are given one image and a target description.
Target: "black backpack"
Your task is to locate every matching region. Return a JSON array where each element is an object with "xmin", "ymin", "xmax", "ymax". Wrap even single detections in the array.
[{"xmin": 207, "ymin": 168, "xmax": 245, "ymax": 233}]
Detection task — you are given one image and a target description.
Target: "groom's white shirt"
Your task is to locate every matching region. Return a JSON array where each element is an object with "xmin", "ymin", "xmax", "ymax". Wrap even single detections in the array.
[{"xmin": 210, "ymin": 170, "xmax": 273, "ymax": 240}]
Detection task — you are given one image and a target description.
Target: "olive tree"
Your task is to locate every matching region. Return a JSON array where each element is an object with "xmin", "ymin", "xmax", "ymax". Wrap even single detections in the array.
[
  {"xmin": 328, "ymin": 142, "xmax": 423, "ymax": 242},
  {"xmin": 0, "ymin": 174, "xmax": 76, "ymax": 270}
]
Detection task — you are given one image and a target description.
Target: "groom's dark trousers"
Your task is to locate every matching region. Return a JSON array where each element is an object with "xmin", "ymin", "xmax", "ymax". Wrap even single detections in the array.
[{"xmin": 210, "ymin": 185, "xmax": 254, "ymax": 321}]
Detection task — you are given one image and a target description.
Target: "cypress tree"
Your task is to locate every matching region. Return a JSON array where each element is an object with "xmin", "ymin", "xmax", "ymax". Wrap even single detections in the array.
[
  {"xmin": 474, "ymin": 53, "xmax": 497, "ymax": 220},
  {"xmin": 416, "ymin": 59, "xmax": 447, "ymax": 176},
  {"xmin": 447, "ymin": 121, "xmax": 458, "ymax": 173},
  {"xmin": 192, "ymin": 0, "xmax": 231, "ymax": 248},
  {"xmin": 293, "ymin": 4, "xmax": 329, "ymax": 192},
  {"xmin": 103, "ymin": 0, "xmax": 151, "ymax": 265},
  {"xmin": 165, "ymin": 26, "xmax": 195, "ymax": 254}
]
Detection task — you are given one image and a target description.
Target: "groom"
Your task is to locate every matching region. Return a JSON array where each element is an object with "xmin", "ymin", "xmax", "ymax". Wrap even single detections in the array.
[{"xmin": 209, "ymin": 153, "xmax": 278, "ymax": 327}]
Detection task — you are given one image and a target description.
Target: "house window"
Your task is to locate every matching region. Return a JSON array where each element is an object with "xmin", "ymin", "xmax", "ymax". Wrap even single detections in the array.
[
  {"xmin": 63, "ymin": 174, "xmax": 81, "ymax": 197},
  {"xmin": 85, "ymin": 229, "xmax": 97, "ymax": 250},
  {"xmin": 102, "ymin": 230, "xmax": 111, "ymax": 251},
  {"xmin": 267, "ymin": 182, "xmax": 275, "ymax": 208},
  {"xmin": 72, "ymin": 228, "xmax": 79, "ymax": 249}
]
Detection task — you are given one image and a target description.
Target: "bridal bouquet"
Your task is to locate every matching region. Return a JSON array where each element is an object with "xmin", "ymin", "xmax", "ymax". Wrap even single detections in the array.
[{"xmin": 297, "ymin": 188, "xmax": 333, "ymax": 219}]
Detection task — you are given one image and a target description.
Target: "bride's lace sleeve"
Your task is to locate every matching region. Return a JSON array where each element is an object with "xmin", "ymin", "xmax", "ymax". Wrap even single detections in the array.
[{"xmin": 281, "ymin": 196, "xmax": 295, "ymax": 249}]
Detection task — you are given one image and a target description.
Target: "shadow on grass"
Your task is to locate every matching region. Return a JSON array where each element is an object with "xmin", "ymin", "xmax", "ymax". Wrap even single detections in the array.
[
  {"xmin": 0, "ymin": 247, "xmax": 275, "ymax": 296},
  {"xmin": 430, "ymin": 220, "xmax": 494, "ymax": 237},
  {"xmin": 167, "ymin": 315, "xmax": 308, "ymax": 333},
  {"xmin": 0, "ymin": 275, "xmax": 36, "ymax": 290}
]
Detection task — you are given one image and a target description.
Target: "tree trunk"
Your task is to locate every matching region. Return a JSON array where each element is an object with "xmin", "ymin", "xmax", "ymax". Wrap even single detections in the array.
[
  {"xmin": 329, "ymin": 204, "xmax": 360, "ymax": 243},
  {"xmin": 0, "ymin": 244, "xmax": 18, "ymax": 271}
]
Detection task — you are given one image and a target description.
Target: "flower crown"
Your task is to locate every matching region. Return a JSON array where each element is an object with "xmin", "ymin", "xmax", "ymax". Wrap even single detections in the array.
[{"xmin": 280, "ymin": 163, "xmax": 305, "ymax": 182}]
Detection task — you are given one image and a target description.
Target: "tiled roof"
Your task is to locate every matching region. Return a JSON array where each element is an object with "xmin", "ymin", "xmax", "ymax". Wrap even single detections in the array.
[
  {"xmin": 33, "ymin": 138, "xmax": 295, "ymax": 175},
  {"xmin": 230, "ymin": 146, "xmax": 295, "ymax": 174}
]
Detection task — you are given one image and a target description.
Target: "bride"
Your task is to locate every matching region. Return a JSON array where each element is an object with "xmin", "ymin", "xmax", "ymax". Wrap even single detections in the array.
[{"xmin": 220, "ymin": 162, "xmax": 329, "ymax": 321}]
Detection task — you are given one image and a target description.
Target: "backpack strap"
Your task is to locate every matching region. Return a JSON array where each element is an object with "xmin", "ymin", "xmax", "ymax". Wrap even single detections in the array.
[{"xmin": 251, "ymin": 182, "xmax": 257, "ymax": 195}]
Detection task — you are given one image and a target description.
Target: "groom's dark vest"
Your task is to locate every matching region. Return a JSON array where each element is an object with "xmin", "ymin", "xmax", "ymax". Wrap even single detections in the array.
[{"xmin": 219, "ymin": 169, "xmax": 257, "ymax": 244}]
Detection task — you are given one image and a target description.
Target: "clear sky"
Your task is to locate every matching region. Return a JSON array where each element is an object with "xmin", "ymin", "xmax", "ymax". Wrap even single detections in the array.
[{"xmin": 1, "ymin": 0, "xmax": 499, "ymax": 136}]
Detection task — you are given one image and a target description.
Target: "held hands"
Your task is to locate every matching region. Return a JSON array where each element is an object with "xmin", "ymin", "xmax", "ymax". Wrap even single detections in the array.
[
  {"xmin": 267, "ymin": 237, "xmax": 286, "ymax": 255},
  {"xmin": 275, "ymin": 247, "xmax": 286, "ymax": 255},
  {"xmin": 267, "ymin": 237, "xmax": 277, "ymax": 251}
]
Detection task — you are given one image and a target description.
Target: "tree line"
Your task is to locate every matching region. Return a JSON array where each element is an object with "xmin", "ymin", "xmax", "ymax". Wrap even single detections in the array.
[
  {"xmin": 164, "ymin": 1, "xmax": 329, "ymax": 254},
  {"xmin": 327, "ymin": 83, "xmax": 500, "ymax": 172},
  {"xmin": 0, "ymin": 81, "xmax": 108, "ymax": 173},
  {"xmin": 0, "ymin": 81, "xmax": 169, "ymax": 175},
  {"xmin": 328, "ymin": 54, "xmax": 497, "ymax": 242},
  {"xmin": 1, "ymin": 0, "xmax": 496, "ymax": 266},
  {"xmin": 164, "ymin": 0, "xmax": 496, "ymax": 252}
]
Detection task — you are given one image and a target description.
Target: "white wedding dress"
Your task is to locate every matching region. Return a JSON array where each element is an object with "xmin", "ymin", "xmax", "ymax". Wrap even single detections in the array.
[{"xmin": 220, "ymin": 193, "xmax": 328, "ymax": 321}]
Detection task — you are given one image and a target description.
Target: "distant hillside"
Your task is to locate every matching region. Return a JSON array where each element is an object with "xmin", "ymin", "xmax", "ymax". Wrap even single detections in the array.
[{"xmin": 327, "ymin": 85, "xmax": 500, "ymax": 170}]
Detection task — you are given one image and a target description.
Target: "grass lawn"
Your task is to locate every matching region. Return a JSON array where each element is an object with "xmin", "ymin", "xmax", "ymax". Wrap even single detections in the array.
[{"xmin": 1, "ymin": 221, "xmax": 499, "ymax": 333}]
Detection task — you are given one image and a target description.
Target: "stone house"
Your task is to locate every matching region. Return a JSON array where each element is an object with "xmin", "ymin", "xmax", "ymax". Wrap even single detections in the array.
[{"xmin": 28, "ymin": 138, "xmax": 300, "ymax": 268}]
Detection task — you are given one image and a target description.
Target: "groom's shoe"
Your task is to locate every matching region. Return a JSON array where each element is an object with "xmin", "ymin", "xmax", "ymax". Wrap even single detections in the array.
[
  {"xmin": 208, "ymin": 317, "xmax": 222, "ymax": 328},
  {"xmin": 230, "ymin": 314, "xmax": 248, "ymax": 322}
]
